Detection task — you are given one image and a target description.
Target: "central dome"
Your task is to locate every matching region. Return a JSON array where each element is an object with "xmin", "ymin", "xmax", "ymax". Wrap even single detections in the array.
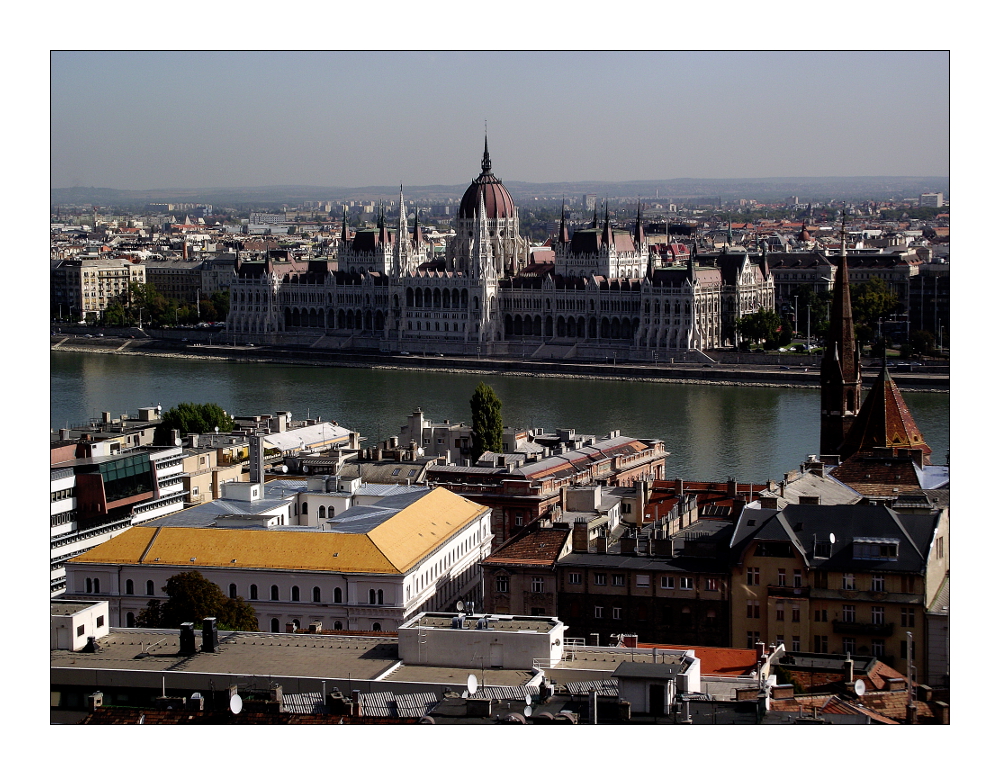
[{"xmin": 458, "ymin": 138, "xmax": 516, "ymax": 220}]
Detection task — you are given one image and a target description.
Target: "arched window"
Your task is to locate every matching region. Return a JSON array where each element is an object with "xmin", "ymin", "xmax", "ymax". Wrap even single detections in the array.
[
  {"xmin": 334, "ymin": 621, "xmax": 343, "ymax": 630},
  {"xmin": 249, "ymin": 584, "xmax": 258, "ymax": 600},
  {"xmin": 369, "ymin": 589, "xmax": 377, "ymax": 604},
  {"xmin": 271, "ymin": 585, "xmax": 279, "ymax": 601},
  {"xmin": 93, "ymin": 578, "xmax": 100, "ymax": 594},
  {"xmin": 125, "ymin": 579, "xmax": 134, "ymax": 595},
  {"xmin": 85, "ymin": 578, "xmax": 92, "ymax": 594},
  {"xmin": 313, "ymin": 586, "xmax": 321, "ymax": 603},
  {"xmin": 301, "ymin": 502, "xmax": 309, "ymax": 515},
  {"xmin": 291, "ymin": 585, "xmax": 300, "ymax": 602},
  {"xmin": 372, "ymin": 622, "xmax": 382, "ymax": 632},
  {"xmin": 126, "ymin": 612, "xmax": 135, "ymax": 627},
  {"xmin": 146, "ymin": 580, "xmax": 154, "ymax": 596},
  {"xmin": 270, "ymin": 618, "xmax": 280, "ymax": 633},
  {"xmin": 334, "ymin": 587, "xmax": 343, "ymax": 603},
  {"xmin": 229, "ymin": 583, "xmax": 237, "ymax": 599},
  {"xmin": 318, "ymin": 505, "xmax": 326, "ymax": 519},
  {"xmin": 377, "ymin": 589, "xmax": 384, "ymax": 605},
  {"xmin": 292, "ymin": 619, "xmax": 301, "ymax": 631}
]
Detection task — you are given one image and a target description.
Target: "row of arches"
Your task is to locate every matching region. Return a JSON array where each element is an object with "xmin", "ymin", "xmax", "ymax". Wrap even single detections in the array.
[
  {"xmin": 407, "ymin": 286, "xmax": 469, "ymax": 309},
  {"xmin": 503, "ymin": 314, "xmax": 641, "ymax": 341}
]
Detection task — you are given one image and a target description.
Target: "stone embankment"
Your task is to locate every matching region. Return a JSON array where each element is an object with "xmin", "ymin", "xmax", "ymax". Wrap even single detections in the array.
[{"xmin": 51, "ymin": 334, "xmax": 949, "ymax": 393}]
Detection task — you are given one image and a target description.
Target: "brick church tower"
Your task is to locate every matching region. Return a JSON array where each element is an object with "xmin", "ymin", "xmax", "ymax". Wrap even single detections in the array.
[{"xmin": 820, "ymin": 215, "xmax": 862, "ymax": 457}]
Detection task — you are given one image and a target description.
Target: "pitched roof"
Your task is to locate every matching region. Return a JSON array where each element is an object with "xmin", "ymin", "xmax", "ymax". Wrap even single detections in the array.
[
  {"xmin": 481, "ymin": 527, "xmax": 571, "ymax": 568},
  {"xmin": 837, "ymin": 364, "xmax": 932, "ymax": 462},
  {"xmin": 69, "ymin": 487, "xmax": 488, "ymax": 575}
]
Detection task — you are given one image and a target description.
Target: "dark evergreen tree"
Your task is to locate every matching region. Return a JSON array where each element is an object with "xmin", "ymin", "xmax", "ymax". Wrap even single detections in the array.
[{"xmin": 470, "ymin": 382, "xmax": 503, "ymax": 462}]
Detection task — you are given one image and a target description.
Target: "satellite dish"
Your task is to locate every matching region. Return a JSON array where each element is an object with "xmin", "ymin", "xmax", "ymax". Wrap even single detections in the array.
[
  {"xmin": 466, "ymin": 674, "xmax": 478, "ymax": 695},
  {"xmin": 229, "ymin": 693, "xmax": 243, "ymax": 715},
  {"xmin": 456, "ymin": 601, "xmax": 465, "ymax": 612},
  {"xmin": 191, "ymin": 692, "xmax": 203, "ymax": 700},
  {"xmin": 280, "ymin": 465, "xmax": 288, "ymax": 474},
  {"xmin": 523, "ymin": 705, "xmax": 533, "ymax": 717},
  {"xmin": 524, "ymin": 692, "xmax": 532, "ymax": 706},
  {"xmin": 854, "ymin": 679, "xmax": 866, "ymax": 696},
  {"xmin": 829, "ymin": 533, "xmax": 837, "ymax": 544}
]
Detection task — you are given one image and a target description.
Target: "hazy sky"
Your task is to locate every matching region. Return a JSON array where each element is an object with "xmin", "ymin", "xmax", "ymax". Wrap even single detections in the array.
[{"xmin": 50, "ymin": 51, "xmax": 948, "ymax": 190}]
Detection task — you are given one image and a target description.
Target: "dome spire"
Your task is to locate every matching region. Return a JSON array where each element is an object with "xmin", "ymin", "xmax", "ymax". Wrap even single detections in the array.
[{"xmin": 482, "ymin": 125, "xmax": 492, "ymax": 175}]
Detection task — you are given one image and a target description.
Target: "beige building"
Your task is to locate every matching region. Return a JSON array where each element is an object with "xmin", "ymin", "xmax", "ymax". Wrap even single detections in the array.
[
  {"xmin": 55, "ymin": 257, "xmax": 146, "ymax": 321},
  {"xmin": 729, "ymin": 499, "xmax": 948, "ymax": 685}
]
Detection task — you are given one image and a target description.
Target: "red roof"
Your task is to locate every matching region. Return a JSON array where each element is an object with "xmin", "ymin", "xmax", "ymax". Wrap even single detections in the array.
[{"xmin": 638, "ymin": 643, "xmax": 758, "ymax": 676}]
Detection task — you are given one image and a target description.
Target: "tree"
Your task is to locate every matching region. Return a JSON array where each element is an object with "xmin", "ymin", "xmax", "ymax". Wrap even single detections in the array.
[
  {"xmin": 136, "ymin": 571, "xmax": 259, "ymax": 631},
  {"xmin": 155, "ymin": 402, "xmax": 234, "ymax": 445},
  {"xmin": 850, "ymin": 278, "xmax": 900, "ymax": 334},
  {"xmin": 736, "ymin": 308, "xmax": 782, "ymax": 346},
  {"xmin": 470, "ymin": 382, "xmax": 503, "ymax": 462}
]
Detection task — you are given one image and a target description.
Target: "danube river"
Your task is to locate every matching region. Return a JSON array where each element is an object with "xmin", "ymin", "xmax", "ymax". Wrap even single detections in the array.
[{"xmin": 50, "ymin": 351, "xmax": 949, "ymax": 485}]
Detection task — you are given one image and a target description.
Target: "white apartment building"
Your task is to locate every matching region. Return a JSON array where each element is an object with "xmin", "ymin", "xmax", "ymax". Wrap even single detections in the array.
[{"xmin": 66, "ymin": 485, "xmax": 493, "ymax": 633}]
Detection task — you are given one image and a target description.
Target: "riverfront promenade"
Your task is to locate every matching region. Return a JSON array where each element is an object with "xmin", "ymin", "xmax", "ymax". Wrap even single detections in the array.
[{"xmin": 50, "ymin": 331, "xmax": 949, "ymax": 393}]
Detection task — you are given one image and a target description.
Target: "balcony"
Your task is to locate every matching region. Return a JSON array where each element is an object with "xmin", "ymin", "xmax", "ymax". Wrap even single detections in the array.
[
  {"xmin": 832, "ymin": 620, "xmax": 895, "ymax": 636},
  {"xmin": 767, "ymin": 585, "xmax": 810, "ymax": 598}
]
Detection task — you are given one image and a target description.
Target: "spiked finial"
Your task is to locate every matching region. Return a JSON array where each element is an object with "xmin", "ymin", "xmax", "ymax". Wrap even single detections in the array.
[{"xmin": 481, "ymin": 128, "xmax": 492, "ymax": 174}]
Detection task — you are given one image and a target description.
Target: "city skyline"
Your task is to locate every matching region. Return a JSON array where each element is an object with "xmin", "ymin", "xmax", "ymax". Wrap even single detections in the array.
[{"xmin": 50, "ymin": 51, "xmax": 949, "ymax": 192}]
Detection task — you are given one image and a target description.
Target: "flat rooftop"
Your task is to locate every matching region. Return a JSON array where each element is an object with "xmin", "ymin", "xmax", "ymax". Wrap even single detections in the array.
[
  {"xmin": 51, "ymin": 600, "xmax": 100, "ymax": 616},
  {"xmin": 51, "ymin": 629, "xmax": 400, "ymax": 682},
  {"xmin": 404, "ymin": 613, "xmax": 560, "ymax": 633}
]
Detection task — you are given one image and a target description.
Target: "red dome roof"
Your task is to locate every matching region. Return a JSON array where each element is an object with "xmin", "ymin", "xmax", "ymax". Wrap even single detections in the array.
[{"xmin": 458, "ymin": 139, "xmax": 516, "ymax": 219}]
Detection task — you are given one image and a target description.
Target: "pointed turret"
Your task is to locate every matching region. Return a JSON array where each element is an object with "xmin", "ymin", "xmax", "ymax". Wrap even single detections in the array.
[
  {"xmin": 341, "ymin": 205, "xmax": 350, "ymax": 244},
  {"xmin": 602, "ymin": 202, "xmax": 613, "ymax": 248},
  {"xmin": 819, "ymin": 212, "xmax": 861, "ymax": 457},
  {"xmin": 558, "ymin": 198, "xmax": 569, "ymax": 245},
  {"xmin": 634, "ymin": 200, "xmax": 645, "ymax": 247},
  {"xmin": 412, "ymin": 207, "xmax": 422, "ymax": 247}
]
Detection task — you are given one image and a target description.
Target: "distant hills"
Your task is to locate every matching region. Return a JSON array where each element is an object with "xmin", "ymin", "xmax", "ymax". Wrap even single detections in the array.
[{"xmin": 50, "ymin": 176, "xmax": 949, "ymax": 209}]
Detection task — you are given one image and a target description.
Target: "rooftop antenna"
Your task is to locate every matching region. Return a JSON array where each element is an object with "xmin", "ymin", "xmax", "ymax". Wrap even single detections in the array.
[{"xmin": 229, "ymin": 693, "xmax": 243, "ymax": 715}]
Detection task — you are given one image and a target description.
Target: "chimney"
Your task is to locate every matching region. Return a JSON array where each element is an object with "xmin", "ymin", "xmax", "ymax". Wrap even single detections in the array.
[
  {"xmin": 760, "ymin": 496, "xmax": 779, "ymax": 509},
  {"xmin": 60, "ymin": 428, "xmax": 71, "ymax": 440},
  {"xmin": 572, "ymin": 520, "xmax": 590, "ymax": 552},
  {"xmin": 844, "ymin": 654, "xmax": 854, "ymax": 684},
  {"xmin": 179, "ymin": 622, "xmax": 196, "ymax": 654},
  {"xmin": 88, "ymin": 691, "xmax": 104, "ymax": 711},
  {"xmin": 201, "ymin": 617, "xmax": 218, "ymax": 653},
  {"xmin": 932, "ymin": 701, "xmax": 949, "ymax": 725}
]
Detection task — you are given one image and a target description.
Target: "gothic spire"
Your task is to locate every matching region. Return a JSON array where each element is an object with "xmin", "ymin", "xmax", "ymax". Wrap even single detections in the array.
[
  {"xmin": 481, "ymin": 130, "xmax": 492, "ymax": 175},
  {"xmin": 558, "ymin": 198, "xmax": 569, "ymax": 245},
  {"xmin": 634, "ymin": 200, "xmax": 645, "ymax": 246}
]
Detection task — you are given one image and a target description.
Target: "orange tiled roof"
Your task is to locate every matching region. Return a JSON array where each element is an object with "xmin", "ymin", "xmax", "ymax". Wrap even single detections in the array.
[
  {"xmin": 638, "ymin": 643, "xmax": 757, "ymax": 676},
  {"xmin": 481, "ymin": 528, "xmax": 569, "ymax": 567}
]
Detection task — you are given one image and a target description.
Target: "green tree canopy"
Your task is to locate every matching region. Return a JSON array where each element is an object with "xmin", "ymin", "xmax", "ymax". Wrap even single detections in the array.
[
  {"xmin": 136, "ymin": 571, "xmax": 259, "ymax": 631},
  {"xmin": 736, "ymin": 308, "xmax": 782, "ymax": 346},
  {"xmin": 155, "ymin": 402, "xmax": 234, "ymax": 445},
  {"xmin": 470, "ymin": 382, "xmax": 503, "ymax": 462},
  {"xmin": 850, "ymin": 278, "xmax": 900, "ymax": 332}
]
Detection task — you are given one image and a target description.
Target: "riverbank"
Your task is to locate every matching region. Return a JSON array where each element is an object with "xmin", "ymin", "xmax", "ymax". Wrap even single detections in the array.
[{"xmin": 51, "ymin": 335, "xmax": 949, "ymax": 393}]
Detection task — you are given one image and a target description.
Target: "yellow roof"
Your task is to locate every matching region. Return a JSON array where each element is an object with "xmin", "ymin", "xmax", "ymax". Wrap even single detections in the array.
[{"xmin": 69, "ymin": 487, "xmax": 489, "ymax": 575}]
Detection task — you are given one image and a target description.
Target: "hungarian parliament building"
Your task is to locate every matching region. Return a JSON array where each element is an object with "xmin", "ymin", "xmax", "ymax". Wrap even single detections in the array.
[{"xmin": 227, "ymin": 142, "xmax": 775, "ymax": 360}]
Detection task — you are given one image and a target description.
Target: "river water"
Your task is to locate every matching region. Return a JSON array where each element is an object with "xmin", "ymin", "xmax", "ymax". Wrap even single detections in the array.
[{"xmin": 50, "ymin": 351, "xmax": 949, "ymax": 484}]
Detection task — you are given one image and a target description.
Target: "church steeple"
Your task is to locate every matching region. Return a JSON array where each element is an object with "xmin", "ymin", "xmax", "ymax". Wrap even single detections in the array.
[
  {"xmin": 819, "ymin": 212, "xmax": 861, "ymax": 457},
  {"xmin": 558, "ymin": 198, "xmax": 569, "ymax": 245}
]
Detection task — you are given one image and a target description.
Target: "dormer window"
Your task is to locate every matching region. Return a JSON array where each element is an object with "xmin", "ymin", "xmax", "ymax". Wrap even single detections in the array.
[{"xmin": 853, "ymin": 539, "xmax": 899, "ymax": 560}]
